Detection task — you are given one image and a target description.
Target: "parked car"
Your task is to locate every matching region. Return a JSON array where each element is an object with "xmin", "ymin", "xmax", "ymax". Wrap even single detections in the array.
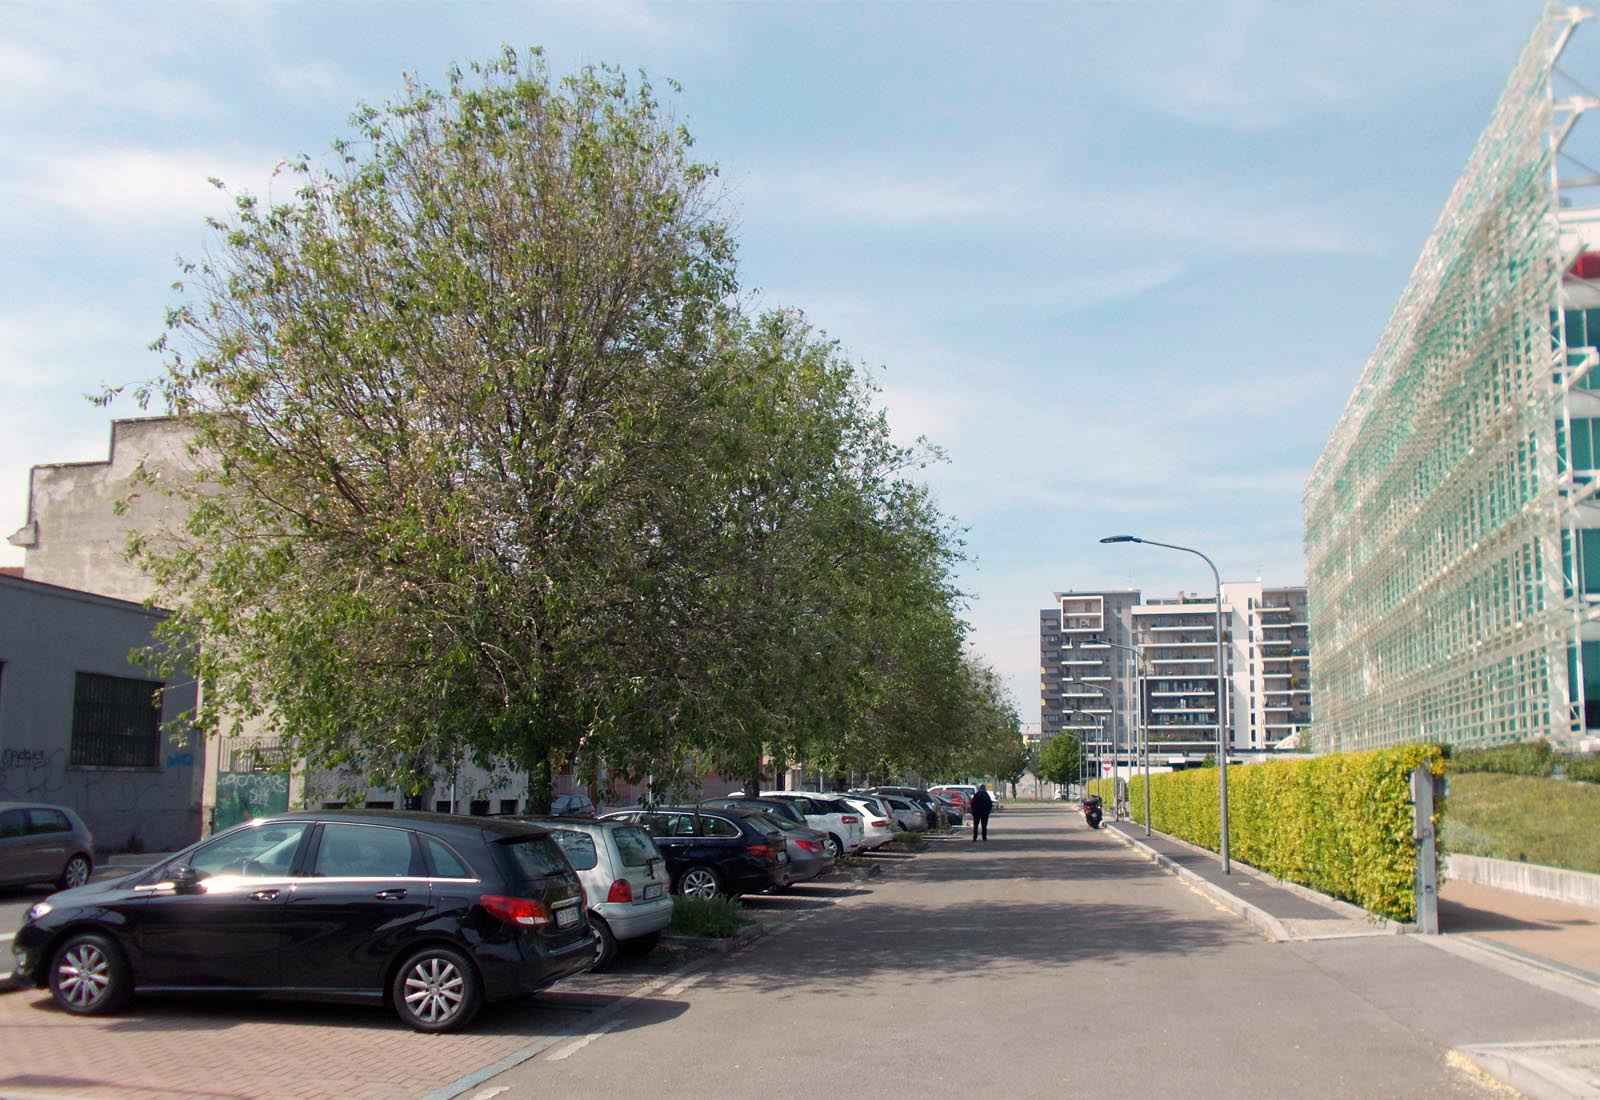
[
  {"xmin": 868, "ymin": 786, "xmax": 946, "ymax": 828},
  {"xmin": 9, "ymin": 810, "xmax": 594, "ymax": 1033},
  {"xmin": 932, "ymin": 792, "xmax": 964, "ymax": 825},
  {"xmin": 758, "ymin": 792, "xmax": 866, "ymax": 858},
  {"xmin": 599, "ymin": 806, "xmax": 788, "ymax": 900},
  {"xmin": 509, "ymin": 816, "xmax": 672, "ymax": 970},
  {"xmin": 548, "ymin": 793, "xmax": 597, "ymax": 817},
  {"xmin": 873, "ymin": 793, "xmax": 928, "ymax": 832},
  {"xmin": 0, "ymin": 802, "xmax": 95, "ymax": 891},
  {"xmin": 834, "ymin": 794, "xmax": 897, "ymax": 849},
  {"xmin": 698, "ymin": 799, "xmax": 834, "ymax": 885}
]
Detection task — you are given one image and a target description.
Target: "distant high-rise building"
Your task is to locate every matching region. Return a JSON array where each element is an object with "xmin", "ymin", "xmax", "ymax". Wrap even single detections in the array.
[{"xmin": 1039, "ymin": 583, "xmax": 1309, "ymax": 770}]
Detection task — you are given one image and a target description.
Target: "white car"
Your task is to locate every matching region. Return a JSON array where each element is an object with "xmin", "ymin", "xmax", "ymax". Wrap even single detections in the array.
[
  {"xmin": 835, "ymin": 794, "xmax": 898, "ymax": 849},
  {"xmin": 871, "ymin": 792, "xmax": 928, "ymax": 832},
  {"xmin": 520, "ymin": 816, "xmax": 674, "ymax": 970},
  {"xmin": 759, "ymin": 792, "xmax": 865, "ymax": 857}
]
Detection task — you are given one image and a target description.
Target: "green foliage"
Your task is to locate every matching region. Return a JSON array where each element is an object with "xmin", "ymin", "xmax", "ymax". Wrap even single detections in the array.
[
  {"xmin": 1037, "ymin": 734, "xmax": 1081, "ymax": 787},
  {"xmin": 1449, "ymin": 739, "xmax": 1555, "ymax": 777},
  {"xmin": 1563, "ymin": 754, "xmax": 1600, "ymax": 783},
  {"xmin": 667, "ymin": 895, "xmax": 748, "ymax": 938},
  {"xmin": 1443, "ymin": 772, "xmax": 1600, "ymax": 873},
  {"xmin": 124, "ymin": 49, "xmax": 993, "ymax": 802},
  {"xmin": 1124, "ymin": 746, "xmax": 1446, "ymax": 922}
]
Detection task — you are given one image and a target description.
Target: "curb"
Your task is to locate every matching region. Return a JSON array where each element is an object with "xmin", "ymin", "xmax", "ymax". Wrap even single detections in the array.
[
  {"xmin": 660, "ymin": 921, "xmax": 767, "ymax": 954},
  {"xmin": 1455, "ymin": 1041, "xmax": 1600, "ymax": 1100},
  {"xmin": 1104, "ymin": 826, "xmax": 1292, "ymax": 942}
]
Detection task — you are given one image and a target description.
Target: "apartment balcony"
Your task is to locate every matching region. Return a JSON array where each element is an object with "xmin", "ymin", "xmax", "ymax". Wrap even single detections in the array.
[
  {"xmin": 1150, "ymin": 657, "xmax": 1215, "ymax": 665},
  {"xmin": 1062, "ymin": 658, "xmax": 1106, "ymax": 666},
  {"xmin": 1151, "ymin": 706, "xmax": 1217, "ymax": 715}
]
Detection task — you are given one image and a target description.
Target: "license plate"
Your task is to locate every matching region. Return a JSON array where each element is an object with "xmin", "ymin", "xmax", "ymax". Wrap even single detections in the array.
[
  {"xmin": 643, "ymin": 883, "xmax": 664, "ymax": 900},
  {"xmin": 556, "ymin": 906, "xmax": 579, "ymax": 928}
]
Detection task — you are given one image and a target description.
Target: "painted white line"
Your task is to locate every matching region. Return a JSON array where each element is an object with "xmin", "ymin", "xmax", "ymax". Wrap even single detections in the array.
[
  {"xmin": 662, "ymin": 971, "xmax": 709, "ymax": 998},
  {"xmin": 466, "ymin": 1088, "xmax": 510, "ymax": 1100},
  {"xmin": 545, "ymin": 1017, "xmax": 622, "ymax": 1061}
]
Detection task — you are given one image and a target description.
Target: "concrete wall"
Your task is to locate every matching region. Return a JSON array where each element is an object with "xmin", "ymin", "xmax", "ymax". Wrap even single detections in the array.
[
  {"xmin": 1446, "ymin": 853, "xmax": 1600, "ymax": 912},
  {"xmin": 8, "ymin": 417, "xmax": 198, "ymax": 604},
  {"xmin": 0, "ymin": 573, "xmax": 201, "ymax": 852}
]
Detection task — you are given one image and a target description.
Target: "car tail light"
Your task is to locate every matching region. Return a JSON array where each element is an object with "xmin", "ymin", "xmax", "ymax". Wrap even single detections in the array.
[
  {"xmin": 795, "ymin": 838, "xmax": 823, "ymax": 853},
  {"xmin": 841, "ymin": 815, "xmax": 860, "ymax": 824},
  {"xmin": 606, "ymin": 879, "xmax": 633, "ymax": 903},
  {"xmin": 871, "ymin": 818, "xmax": 889, "ymax": 828},
  {"xmin": 479, "ymin": 894, "xmax": 551, "ymax": 927},
  {"xmin": 745, "ymin": 843, "xmax": 774, "ymax": 859}
]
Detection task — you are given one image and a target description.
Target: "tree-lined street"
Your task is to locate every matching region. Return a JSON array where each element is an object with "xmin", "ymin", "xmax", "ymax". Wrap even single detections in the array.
[{"xmin": 6, "ymin": 805, "xmax": 1596, "ymax": 1100}]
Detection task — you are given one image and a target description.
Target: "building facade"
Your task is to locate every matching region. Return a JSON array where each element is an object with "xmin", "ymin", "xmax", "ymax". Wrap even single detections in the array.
[
  {"xmin": 0, "ymin": 573, "xmax": 201, "ymax": 852},
  {"xmin": 1305, "ymin": 7, "xmax": 1600, "ymax": 753},
  {"xmin": 1039, "ymin": 584, "xmax": 1309, "ymax": 771}
]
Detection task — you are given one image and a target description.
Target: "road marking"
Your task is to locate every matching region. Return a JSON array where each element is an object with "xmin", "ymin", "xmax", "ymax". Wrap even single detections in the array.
[
  {"xmin": 466, "ymin": 1088, "xmax": 510, "ymax": 1100},
  {"xmin": 545, "ymin": 1017, "xmax": 622, "ymax": 1060}
]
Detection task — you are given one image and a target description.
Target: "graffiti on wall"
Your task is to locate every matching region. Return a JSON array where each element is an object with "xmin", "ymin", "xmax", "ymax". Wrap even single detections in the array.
[
  {"xmin": 0, "ymin": 743, "xmax": 198, "ymax": 852},
  {"xmin": 214, "ymin": 771, "xmax": 290, "ymax": 831}
]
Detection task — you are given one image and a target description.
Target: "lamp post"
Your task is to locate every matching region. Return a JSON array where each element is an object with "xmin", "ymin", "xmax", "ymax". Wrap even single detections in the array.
[
  {"xmin": 1100, "ymin": 535, "xmax": 1231, "ymax": 874},
  {"xmin": 1100, "ymin": 637, "xmax": 1150, "ymax": 837},
  {"xmin": 1074, "ymin": 680, "xmax": 1114, "ymax": 806}
]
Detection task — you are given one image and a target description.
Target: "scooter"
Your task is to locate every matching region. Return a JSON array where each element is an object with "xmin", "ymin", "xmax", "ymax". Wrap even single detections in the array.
[{"xmin": 1081, "ymin": 794, "xmax": 1103, "ymax": 830}]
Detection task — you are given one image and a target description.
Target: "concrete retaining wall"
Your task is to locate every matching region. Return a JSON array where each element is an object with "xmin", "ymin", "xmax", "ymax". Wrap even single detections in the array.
[{"xmin": 1446, "ymin": 853, "xmax": 1600, "ymax": 912}]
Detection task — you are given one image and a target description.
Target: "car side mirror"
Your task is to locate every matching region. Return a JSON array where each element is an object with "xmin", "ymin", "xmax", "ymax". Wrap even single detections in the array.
[{"xmin": 167, "ymin": 864, "xmax": 204, "ymax": 893}]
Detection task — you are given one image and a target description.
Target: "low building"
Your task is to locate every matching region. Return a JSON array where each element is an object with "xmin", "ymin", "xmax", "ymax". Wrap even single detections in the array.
[{"xmin": 0, "ymin": 572, "xmax": 201, "ymax": 852}]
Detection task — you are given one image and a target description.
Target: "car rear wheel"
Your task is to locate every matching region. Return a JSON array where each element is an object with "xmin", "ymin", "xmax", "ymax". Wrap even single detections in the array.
[
  {"xmin": 676, "ymin": 864, "xmax": 722, "ymax": 901},
  {"xmin": 590, "ymin": 915, "xmax": 617, "ymax": 971},
  {"xmin": 617, "ymin": 930, "xmax": 660, "ymax": 957},
  {"xmin": 392, "ymin": 946, "xmax": 482, "ymax": 1033},
  {"xmin": 824, "ymin": 834, "xmax": 844, "ymax": 859},
  {"xmin": 57, "ymin": 854, "xmax": 92, "ymax": 891},
  {"xmin": 48, "ymin": 932, "xmax": 131, "ymax": 1016}
]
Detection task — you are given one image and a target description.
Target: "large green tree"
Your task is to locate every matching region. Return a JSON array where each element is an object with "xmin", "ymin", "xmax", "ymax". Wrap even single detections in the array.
[
  {"xmin": 1038, "ymin": 733, "xmax": 1083, "ymax": 789},
  {"xmin": 127, "ymin": 49, "xmax": 985, "ymax": 808}
]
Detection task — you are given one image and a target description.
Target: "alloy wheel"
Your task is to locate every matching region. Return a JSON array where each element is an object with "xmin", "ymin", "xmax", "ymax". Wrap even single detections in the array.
[
  {"xmin": 402, "ymin": 955, "xmax": 466, "ymax": 1026},
  {"xmin": 55, "ymin": 942, "xmax": 111, "ymax": 1010}
]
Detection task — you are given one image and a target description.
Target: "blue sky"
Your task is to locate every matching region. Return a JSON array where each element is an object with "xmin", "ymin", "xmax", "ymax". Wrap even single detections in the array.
[{"xmin": 0, "ymin": 1, "xmax": 1561, "ymax": 724}]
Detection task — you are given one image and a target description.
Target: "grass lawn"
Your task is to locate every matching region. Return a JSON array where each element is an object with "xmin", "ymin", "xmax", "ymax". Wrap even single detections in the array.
[{"xmin": 1443, "ymin": 772, "xmax": 1600, "ymax": 874}]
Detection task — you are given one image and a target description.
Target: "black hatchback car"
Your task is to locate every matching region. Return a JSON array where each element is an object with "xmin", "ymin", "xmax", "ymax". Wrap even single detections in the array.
[
  {"xmin": 598, "ymin": 806, "xmax": 788, "ymax": 900},
  {"xmin": 10, "ymin": 810, "xmax": 594, "ymax": 1032}
]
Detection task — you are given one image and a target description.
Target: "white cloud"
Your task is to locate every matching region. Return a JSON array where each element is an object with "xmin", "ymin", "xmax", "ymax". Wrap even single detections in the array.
[
  {"xmin": 0, "ymin": 34, "xmax": 223, "ymax": 120},
  {"xmin": 8, "ymin": 147, "xmax": 281, "ymax": 229},
  {"xmin": 743, "ymin": 167, "xmax": 1014, "ymax": 226}
]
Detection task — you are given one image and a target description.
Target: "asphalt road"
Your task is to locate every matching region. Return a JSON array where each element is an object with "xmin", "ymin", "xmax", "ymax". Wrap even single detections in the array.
[{"xmin": 475, "ymin": 804, "xmax": 1596, "ymax": 1100}]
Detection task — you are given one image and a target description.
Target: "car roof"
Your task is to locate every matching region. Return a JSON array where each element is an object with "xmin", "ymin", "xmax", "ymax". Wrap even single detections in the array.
[{"xmin": 257, "ymin": 809, "xmax": 554, "ymax": 841}]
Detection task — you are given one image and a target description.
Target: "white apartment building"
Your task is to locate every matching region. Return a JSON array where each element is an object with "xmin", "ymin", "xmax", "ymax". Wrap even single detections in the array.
[{"xmin": 1039, "ymin": 582, "xmax": 1310, "ymax": 770}]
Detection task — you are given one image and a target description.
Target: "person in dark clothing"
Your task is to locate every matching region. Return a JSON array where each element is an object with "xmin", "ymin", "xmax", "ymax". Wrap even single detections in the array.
[{"xmin": 970, "ymin": 784, "xmax": 994, "ymax": 841}]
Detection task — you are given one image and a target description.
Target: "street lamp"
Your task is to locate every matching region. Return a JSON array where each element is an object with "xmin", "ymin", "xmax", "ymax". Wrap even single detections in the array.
[
  {"xmin": 1100, "ymin": 637, "xmax": 1151, "ymax": 837},
  {"xmin": 1100, "ymin": 535, "xmax": 1231, "ymax": 874},
  {"xmin": 1072, "ymin": 680, "xmax": 1114, "ymax": 805}
]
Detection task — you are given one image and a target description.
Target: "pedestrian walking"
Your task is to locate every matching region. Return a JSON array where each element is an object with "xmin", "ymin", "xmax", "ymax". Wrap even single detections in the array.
[{"xmin": 970, "ymin": 783, "xmax": 994, "ymax": 841}]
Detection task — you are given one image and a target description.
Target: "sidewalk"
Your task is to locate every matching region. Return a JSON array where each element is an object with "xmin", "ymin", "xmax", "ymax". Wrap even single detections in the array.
[{"xmin": 1106, "ymin": 819, "xmax": 1600, "ymax": 1100}]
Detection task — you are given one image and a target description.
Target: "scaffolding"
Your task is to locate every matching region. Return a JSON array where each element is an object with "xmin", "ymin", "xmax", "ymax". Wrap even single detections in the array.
[{"xmin": 1305, "ymin": 5, "xmax": 1600, "ymax": 752}]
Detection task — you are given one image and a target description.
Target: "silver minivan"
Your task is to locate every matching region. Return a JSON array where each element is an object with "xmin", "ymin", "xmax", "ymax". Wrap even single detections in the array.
[
  {"xmin": 515, "ymin": 816, "xmax": 674, "ymax": 970},
  {"xmin": 0, "ymin": 802, "xmax": 95, "ymax": 890}
]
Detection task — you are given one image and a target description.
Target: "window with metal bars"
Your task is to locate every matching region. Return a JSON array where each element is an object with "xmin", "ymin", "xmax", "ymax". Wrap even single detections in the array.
[{"xmin": 69, "ymin": 671, "xmax": 162, "ymax": 768}]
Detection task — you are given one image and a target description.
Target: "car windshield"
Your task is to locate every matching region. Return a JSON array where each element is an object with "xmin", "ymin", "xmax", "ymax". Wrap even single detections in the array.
[
  {"xmin": 548, "ymin": 829, "xmax": 599, "ymax": 871},
  {"xmin": 611, "ymin": 826, "xmax": 659, "ymax": 868}
]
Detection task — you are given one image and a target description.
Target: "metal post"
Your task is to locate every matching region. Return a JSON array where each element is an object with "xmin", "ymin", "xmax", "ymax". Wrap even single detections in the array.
[
  {"xmin": 1100, "ymin": 535, "xmax": 1231, "ymax": 873},
  {"xmin": 1412, "ymin": 766, "xmax": 1439, "ymax": 934}
]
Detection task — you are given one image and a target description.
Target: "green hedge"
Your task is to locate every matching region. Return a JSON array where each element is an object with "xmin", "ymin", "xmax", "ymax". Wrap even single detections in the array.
[
  {"xmin": 1447, "ymin": 739, "xmax": 1600, "ymax": 784},
  {"xmin": 1096, "ymin": 745, "xmax": 1445, "ymax": 923}
]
